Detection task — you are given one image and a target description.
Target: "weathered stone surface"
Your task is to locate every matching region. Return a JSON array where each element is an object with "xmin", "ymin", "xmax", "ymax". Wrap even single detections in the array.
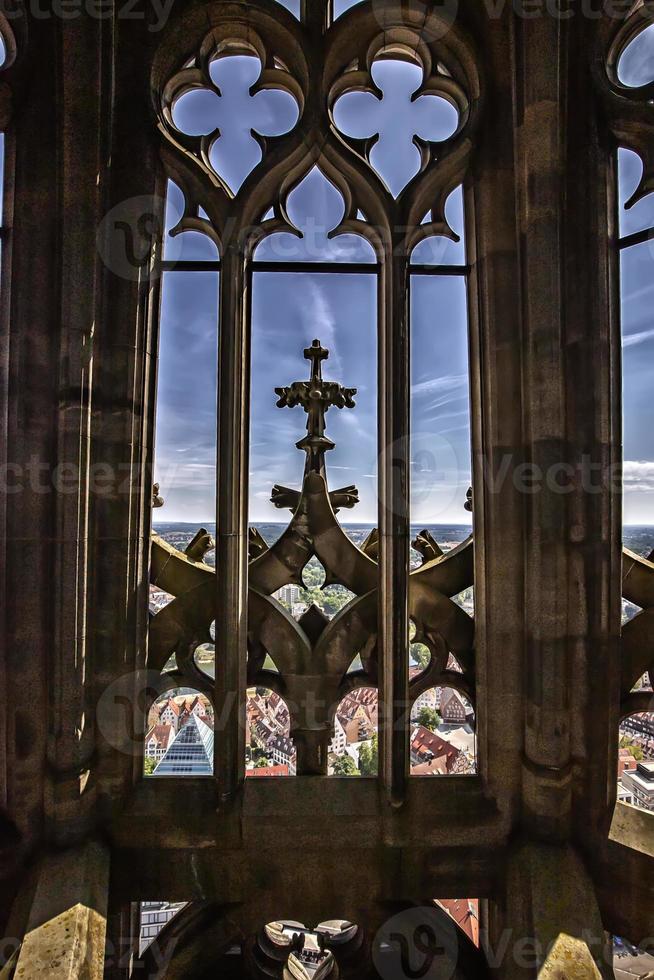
[{"xmin": 13, "ymin": 841, "xmax": 108, "ymax": 980}]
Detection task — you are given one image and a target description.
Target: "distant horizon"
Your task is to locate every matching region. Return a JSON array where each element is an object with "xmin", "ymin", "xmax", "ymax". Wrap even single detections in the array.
[
  {"xmin": 153, "ymin": 519, "xmax": 474, "ymax": 527},
  {"xmin": 153, "ymin": 519, "xmax": 654, "ymax": 528},
  {"xmin": 152, "ymin": 519, "xmax": 654, "ymax": 529}
]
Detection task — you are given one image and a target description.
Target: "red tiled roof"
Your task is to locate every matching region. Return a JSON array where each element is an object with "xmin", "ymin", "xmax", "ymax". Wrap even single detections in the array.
[
  {"xmin": 246, "ymin": 765, "xmax": 289, "ymax": 777},
  {"xmin": 411, "ymin": 725, "xmax": 461, "ymax": 772},
  {"xmin": 436, "ymin": 899, "xmax": 479, "ymax": 946},
  {"xmin": 146, "ymin": 724, "xmax": 173, "ymax": 748}
]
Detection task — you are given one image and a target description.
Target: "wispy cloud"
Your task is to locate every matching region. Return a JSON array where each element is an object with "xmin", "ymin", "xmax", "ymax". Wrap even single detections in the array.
[
  {"xmin": 299, "ymin": 280, "xmax": 342, "ymax": 374},
  {"xmin": 411, "ymin": 372, "xmax": 467, "ymax": 396},
  {"xmin": 623, "ymin": 327, "xmax": 654, "ymax": 349}
]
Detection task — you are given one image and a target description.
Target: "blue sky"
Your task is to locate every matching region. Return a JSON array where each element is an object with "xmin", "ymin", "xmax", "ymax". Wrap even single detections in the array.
[
  {"xmin": 620, "ymin": 146, "xmax": 654, "ymax": 525},
  {"xmin": 154, "ymin": 40, "xmax": 654, "ymax": 527}
]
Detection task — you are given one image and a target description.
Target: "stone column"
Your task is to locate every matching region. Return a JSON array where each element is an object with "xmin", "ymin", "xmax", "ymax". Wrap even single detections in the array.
[{"xmin": 474, "ymin": 3, "xmax": 621, "ymax": 971}]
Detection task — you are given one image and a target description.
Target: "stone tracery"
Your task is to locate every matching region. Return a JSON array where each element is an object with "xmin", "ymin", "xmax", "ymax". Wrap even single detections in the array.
[{"xmin": 149, "ymin": 338, "xmax": 474, "ymax": 775}]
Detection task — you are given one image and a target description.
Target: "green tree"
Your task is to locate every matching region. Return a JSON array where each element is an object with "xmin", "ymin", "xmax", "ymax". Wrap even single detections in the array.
[
  {"xmin": 332, "ymin": 754, "xmax": 360, "ymax": 776},
  {"xmin": 620, "ymin": 735, "xmax": 644, "ymax": 761},
  {"xmin": 417, "ymin": 707, "xmax": 442, "ymax": 732},
  {"xmin": 143, "ymin": 756, "xmax": 157, "ymax": 775},
  {"xmin": 411, "ymin": 642, "xmax": 431, "ymax": 671},
  {"xmin": 358, "ymin": 733, "xmax": 378, "ymax": 776}
]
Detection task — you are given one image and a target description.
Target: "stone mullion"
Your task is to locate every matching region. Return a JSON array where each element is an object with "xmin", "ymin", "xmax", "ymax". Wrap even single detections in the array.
[
  {"xmin": 46, "ymin": 14, "xmax": 110, "ymax": 846},
  {"xmin": 514, "ymin": 10, "xmax": 573, "ymax": 840},
  {"xmin": 214, "ymin": 244, "xmax": 250, "ymax": 805},
  {"xmin": 513, "ymin": 9, "xmax": 620, "ymax": 847},
  {"xmin": 91, "ymin": 16, "xmax": 161, "ymax": 813},
  {"xmin": 484, "ymin": 9, "xmax": 620, "ymax": 977},
  {"xmin": 565, "ymin": 13, "xmax": 622, "ymax": 847},
  {"xmin": 1, "ymin": 17, "xmax": 57, "ymax": 873},
  {"xmin": 0, "ymin": 57, "xmax": 15, "ymax": 839},
  {"xmin": 378, "ymin": 233, "xmax": 410, "ymax": 806},
  {"xmin": 465, "ymin": 10, "xmax": 524, "ymax": 817}
]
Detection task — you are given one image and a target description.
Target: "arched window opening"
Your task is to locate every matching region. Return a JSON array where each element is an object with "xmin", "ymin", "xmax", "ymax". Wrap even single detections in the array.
[
  {"xmin": 328, "ymin": 688, "xmax": 378, "ymax": 776},
  {"xmin": 149, "ymin": 4, "xmax": 479, "ymax": 795},
  {"xmin": 145, "ymin": 689, "xmax": 214, "ymax": 777},
  {"xmin": 613, "ymin": 10, "xmax": 654, "ymax": 835},
  {"xmin": 246, "ymin": 686, "xmax": 296, "ymax": 776},
  {"xmin": 618, "ymin": 147, "xmax": 654, "ymax": 547},
  {"xmin": 249, "ymin": 167, "xmax": 378, "ymax": 540},
  {"xmin": 139, "ymin": 902, "xmax": 187, "ymax": 957},
  {"xmin": 332, "ymin": 0, "xmax": 366, "ymax": 19},
  {"xmin": 410, "ymin": 184, "xmax": 471, "ymax": 548},
  {"xmin": 272, "ymin": 0, "xmax": 301, "ymax": 18},
  {"xmin": 410, "ymin": 687, "xmax": 476, "ymax": 776},
  {"xmin": 149, "ymin": 177, "xmax": 219, "ymax": 634}
]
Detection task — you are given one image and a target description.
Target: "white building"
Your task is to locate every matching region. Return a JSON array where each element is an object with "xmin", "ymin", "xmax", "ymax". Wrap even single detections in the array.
[
  {"xmin": 411, "ymin": 687, "xmax": 439, "ymax": 720},
  {"xmin": 269, "ymin": 734, "xmax": 296, "ymax": 775},
  {"xmin": 275, "ymin": 584, "xmax": 302, "ymax": 606},
  {"xmin": 139, "ymin": 902, "xmax": 186, "ymax": 955},
  {"xmin": 144, "ymin": 724, "xmax": 174, "ymax": 762},
  {"xmin": 329, "ymin": 714, "xmax": 347, "ymax": 756},
  {"xmin": 620, "ymin": 762, "xmax": 654, "ymax": 812},
  {"xmin": 617, "ymin": 780, "xmax": 634, "ymax": 806}
]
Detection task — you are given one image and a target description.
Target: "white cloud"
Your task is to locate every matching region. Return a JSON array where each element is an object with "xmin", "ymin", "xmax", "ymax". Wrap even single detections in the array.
[{"xmin": 623, "ymin": 460, "xmax": 654, "ymax": 491}]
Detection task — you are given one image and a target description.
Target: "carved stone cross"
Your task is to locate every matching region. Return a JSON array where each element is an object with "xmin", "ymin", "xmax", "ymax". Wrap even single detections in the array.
[{"xmin": 275, "ymin": 339, "xmax": 357, "ymax": 476}]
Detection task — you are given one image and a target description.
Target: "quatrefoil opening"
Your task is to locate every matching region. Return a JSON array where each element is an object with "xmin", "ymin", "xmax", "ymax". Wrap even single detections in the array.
[
  {"xmin": 170, "ymin": 54, "xmax": 299, "ymax": 195},
  {"xmin": 333, "ymin": 58, "xmax": 460, "ymax": 198}
]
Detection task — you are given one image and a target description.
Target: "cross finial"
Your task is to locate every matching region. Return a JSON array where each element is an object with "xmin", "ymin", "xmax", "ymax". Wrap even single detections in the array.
[
  {"xmin": 304, "ymin": 339, "xmax": 328, "ymax": 382},
  {"xmin": 274, "ymin": 340, "xmax": 357, "ymax": 477}
]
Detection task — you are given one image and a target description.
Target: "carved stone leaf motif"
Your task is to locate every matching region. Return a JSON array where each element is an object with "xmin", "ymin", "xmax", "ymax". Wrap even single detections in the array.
[{"xmin": 148, "ymin": 342, "xmax": 474, "ymax": 774}]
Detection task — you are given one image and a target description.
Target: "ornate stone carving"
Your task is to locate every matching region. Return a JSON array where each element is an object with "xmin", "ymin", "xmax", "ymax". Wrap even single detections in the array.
[{"xmin": 149, "ymin": 341, "xmax": 474, "ymax": 775}]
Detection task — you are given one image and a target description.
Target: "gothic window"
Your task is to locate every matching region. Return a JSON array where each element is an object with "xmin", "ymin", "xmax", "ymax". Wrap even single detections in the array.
[
  {"xmin": 246, "ymin": 686, "xmax": 296, "ymax": 776},
  {"xmin": 147, "ymin": 0, "xmax": 480, "ymax": 803},
  {"xmin": 144, "ymin": 689, "xmax": 215, "ymax": 777},
  {"xmin": 410, "ymin": 685, "xmax": 476, "ymax": 776},
  {"xmin": 329, "ymin": 688, "xmax": 378, "ymax": 776},
  {"xmin": 605, "ymin": 9, "xmax": 654, "ymax": 817}
]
